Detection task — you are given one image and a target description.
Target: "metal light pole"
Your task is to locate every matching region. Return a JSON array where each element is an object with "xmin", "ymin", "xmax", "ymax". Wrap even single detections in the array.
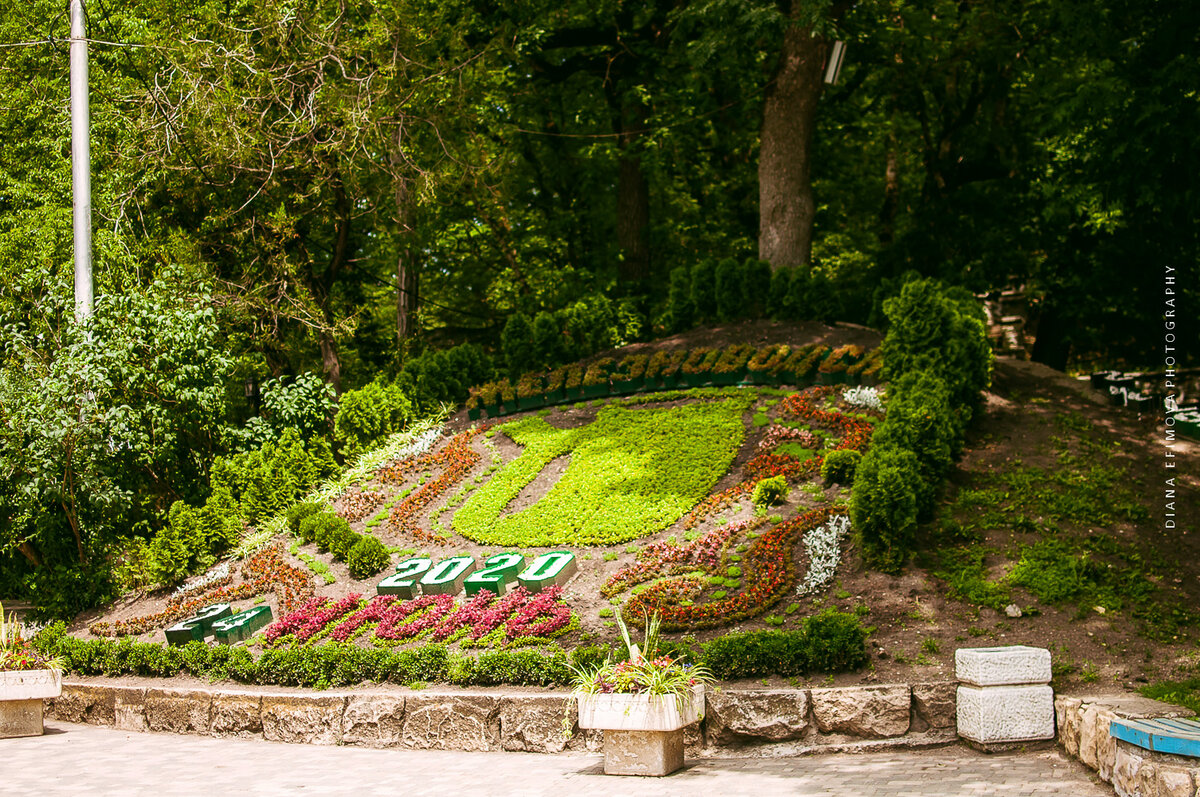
[{"xmin": 70, "ymin": 0, "xmax": 93, "ymax": 321}]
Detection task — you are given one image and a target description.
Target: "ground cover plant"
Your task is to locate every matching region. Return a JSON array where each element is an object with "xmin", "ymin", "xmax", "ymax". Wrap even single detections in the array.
[{"xmin": 453, "ymin": 396, "xmax": 753, "ymax": 546}]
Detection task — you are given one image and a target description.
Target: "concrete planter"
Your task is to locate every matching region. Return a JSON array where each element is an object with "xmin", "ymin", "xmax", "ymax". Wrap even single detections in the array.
[
  {"xmin": 577, "ymin": 685, "xmax": 705, "ymax": 776},
  {"xmin": 0, "ymin": 669, "xmax": 62, "ymax": 738}
]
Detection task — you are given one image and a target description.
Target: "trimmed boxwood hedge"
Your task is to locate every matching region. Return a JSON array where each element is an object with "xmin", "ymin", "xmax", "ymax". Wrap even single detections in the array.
[{"xmin": 34, "ymin": 609, "xmax": 868, "ymax": 688}]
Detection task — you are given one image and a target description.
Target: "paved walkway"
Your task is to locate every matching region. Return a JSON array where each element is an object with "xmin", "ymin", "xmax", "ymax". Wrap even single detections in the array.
[{"xmin": 2, "ymin": 722, "xmax": 1111, "ymax": 796}]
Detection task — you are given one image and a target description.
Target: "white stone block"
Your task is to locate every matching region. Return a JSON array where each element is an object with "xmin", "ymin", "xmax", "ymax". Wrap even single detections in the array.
[
  {"xmin": 957, "ymin": 684, "xmax": 1055, "ymax": 744},
  {"xmin": 955, "ymin": 645, "xmax": 1051, "ymax": 686}
]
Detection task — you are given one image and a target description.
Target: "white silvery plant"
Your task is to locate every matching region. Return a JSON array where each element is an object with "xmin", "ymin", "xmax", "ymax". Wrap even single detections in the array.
[
  {"xmin": 171, "ymin": 562, "xmax": 232, "ymax": 599},
  {"xmin": 842, "ymin": 386, "xmax": 884, "ymax": 412},
  {"xmin": 796, "ymin": 514, "xmax": 852, "ymax": 597}
]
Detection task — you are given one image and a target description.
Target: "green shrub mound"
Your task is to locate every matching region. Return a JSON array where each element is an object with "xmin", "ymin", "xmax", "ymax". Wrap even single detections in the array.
[
  {"xmin": 347, "ymin": 535, "xmax": 391, "ymax": 580},
  {"xmin": 334, "ymin": 381, "xmax": 414, "ymax": 462},
  {"xmin": 851, "ymin": 278, "xmax": 993, "ymax": 572},
  {"xmin": 751, "ymin": 475, "xmax": 788, "ymax": 507},
  {"xmin": 454, "ymin": 397, "xmax": 751, "ymax": 546},
  {"xmin": 286, "ymin": 502, "xmax": 325, "ymax": 535},
  {"xmin": 33, "ymin": 624, "xmax": 608, "ymax": 689},
  {"xmin": 702, "ymin": 610, "xmax": 869, "ymax": 679},
  {"xmin": 851, "ymin": 448, "xmax": 922, "ymax": 574},
  {"xmin": 820, "ymin": 449, "xmax": 861, "ymax": 485}
]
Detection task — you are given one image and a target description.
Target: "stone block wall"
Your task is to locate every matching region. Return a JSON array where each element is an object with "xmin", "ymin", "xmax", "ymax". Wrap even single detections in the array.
[
  {"xmin": 45, "ymin": 680, "xmax": 958, "ymax": 756},
  {"xmin": 1056, "ymin": 694, "xmax": 1200, "ymax": 797}
]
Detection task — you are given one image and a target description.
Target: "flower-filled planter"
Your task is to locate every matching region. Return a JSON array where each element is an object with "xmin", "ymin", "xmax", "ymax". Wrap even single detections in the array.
[
  {"xmin": 465, "ymin": 395, "xmax": 482, "ymax": 421},
  {"xmin": 570, "ymin": 612, "xmax": 711, "ymax": 776},
  {"xmin": 1, "ymin": 670, "xmax": 63, "ymax": 738},
  {"xmin": 516, "ymin": 374, "xmax": 545, "ymax": 410},
  {"xmin": 1, "ymin": 604, "xmax": 63, "ymax": 738},
  {"xmin": 582, "ymin": 359, "xmax": 613, "ymax": 399},
  {"xmin": 711, "ymin": 343, "xmax": 752, "ymax": 386},
  {"xmin": 544, "ymin": 368, "xmax": 567, "ymax": 402},
  {"xmin": 577, "ymin": 682, "xmax": 705, "ymax": 733}
]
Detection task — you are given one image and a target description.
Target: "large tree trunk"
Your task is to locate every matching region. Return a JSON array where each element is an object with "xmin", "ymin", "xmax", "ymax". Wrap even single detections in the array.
[
  {"xmin": 758, "ymin": 5, "xmax": 830, "ymax": 270},
  {"xmin": 616, "ymin": 101, "xmax": 651, "ymax": 285},
  {"xmin": 394, "ymin": 173, "xmax": 418, "ymax": 346},
  {"xmin": 315, "ymin": 185, "xmax": 351, "ymax": 395}
]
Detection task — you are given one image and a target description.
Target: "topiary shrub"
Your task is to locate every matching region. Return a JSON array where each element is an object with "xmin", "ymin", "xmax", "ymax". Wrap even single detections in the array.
[
  {"xmin": 347, "ymin": 535, "xmax": 390, "ymax": 579},
  {"xmin": 850, "ymin": 447, "xmax": 922, "ymax": 573},
  {"xmin": 767, "ymin": 267, "xmax": 793, "ymax": 319},
  {"xmin": 305, "ymin": 512, "xmax": 350, "ymax": 552},
  {"xmin": 297, "ymin": 512, "xmax": 325, "ymax": 545},
  {"xmin": 532, "ymin": 310, "xmax": 565, "ymax": 369},
  {"xmin": 714, "ymin": 257, "xmax": 745, "ymax": 322},
  {"xmin": 501, "ymin": 312, "xmax": 537, "ymax": 377},
  {"xmin": 880, "ymin": 278, "xmax": 992, "ymax": 412},
  {"xmin": 286, "ymin": 502, "xmax": 325, "ymax": 536},
  {"xmin": 146, "ymin": 521, "xmax": 191, "ymax": 586},
  {"xmin": 328, "ymin": 524, "xmax": 361, "ymax": 561},
  {"xmin": 801, "ymin": 609, "xmax": 869, "ymax": 672},
  {"xmin": 702, "ymin": 629, "xmax": 806, "ymax": 679},
  {"xmin": 821, "ymin": 449, "xmax": 862, "ymax": 485},
  {"xmin": 666, "ymin": 266, "xmax": 694, "ymax": 332},
  {"xmin": 751, "ymin": 475, "xmax": 788, "ymax": 507},
  {"xmin": 334, "ymin": 381, "xmax": 413, "ymax": 461},
  {"xmin": 690, "ymin": 259, "xmax": 718, "ymax": 323},
  {"xmin": 742, "ymin": 257, "xmax": 773, "ymax": 318},
  {"xmin": 870, "ymin": 371, "xmax": 956, "ymax": 518}
]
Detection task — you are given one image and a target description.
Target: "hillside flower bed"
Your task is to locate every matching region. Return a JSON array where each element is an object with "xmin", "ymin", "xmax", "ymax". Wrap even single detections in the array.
[
  {"xmin": 263, "ymin": 586, "xmax": 574, "ymax": 649},
  {"xmin": 453, "ymin": 397, "xmax": 753, "ymax": 546},
  {"xmin": 601, "ymin": 517, "xmax": 766, "ymax": 598},
  {"xmin": 625, "ymin": 506, "xmax": 841, "ymax": 630},
  {"xmin": 607, "ymin": 387, "xmax": 875, "ymax": 631},
  {"xmin": 90, "ymin": 545, "xmax": 313, "ymax": 637},
  {"xmin": 382, "ymin": 426, "xmax": 488, "ymax": 544}
]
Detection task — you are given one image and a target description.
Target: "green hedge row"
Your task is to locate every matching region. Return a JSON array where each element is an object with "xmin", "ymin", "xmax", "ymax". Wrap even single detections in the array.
[
  {"xmin": 34, "ymin": 609, "xmax": 869, "ymax": 687},
  {"xmin": 851, "ymin": 278, "xmax": 993, "ymax": 572}
]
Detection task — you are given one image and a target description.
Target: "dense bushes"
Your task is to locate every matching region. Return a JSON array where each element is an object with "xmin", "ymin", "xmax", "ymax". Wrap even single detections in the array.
[
  {"xmin": 242, "ymin": 372, "xmax": 338, "ymax": 446},
  {"xmin": 399, "ymin": 343, "xmax": 494, "ymax": 413},
  {"xmin": 34, "ymin": 609, "xmax": 867, "ymax": 686},
  {"xmin": 852, "ymin": 278, "xmax": 993, "ymax": 573},
  {"xmin": 347, "ymin": 536, "xmax": 390, "ymax": 580},
  {"xmin": 334, "ymin": 381, "xmax": 414, "ymax": 461},
  {"xmin": 880, "ymin": 279, "xmax": 992, "ymax": 413},
  {"xmin": 700, "ymin": 610, "xmax": 869, "ymax": 679},
  {"xmin": 34, "ymin": 624, "xmax": 600, "ymax": 688},
  {"xmin": 821, "ymin": 449, "xmax": 861, "ymax": 485},
  {"xmin": 298, "ymin": 510, "xmax": 389, "ymax": 579},
  {"xmin": 499, "ymin": 294, "xmax": 645, "ymax": 378},
  {"xmin": 751, "ymin": 475, "xmax": 788, "ymax": 507},
  {"xmin": 666, "ymin": 258, "xmax": 845, "ymax": 331},
  {"xmin": 138, "ymin": 429, "xmax": 338, "ymax": 586}
]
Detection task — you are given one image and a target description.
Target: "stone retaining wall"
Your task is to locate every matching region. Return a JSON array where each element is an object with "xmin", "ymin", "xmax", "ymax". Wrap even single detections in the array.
[
  {"xmin": 46, "ymin": 680, "xmax": 956, "ymax": 756},
  {"xmin": 1055, "ymin": 694, "xmax": 1200, "ymax": 797}
]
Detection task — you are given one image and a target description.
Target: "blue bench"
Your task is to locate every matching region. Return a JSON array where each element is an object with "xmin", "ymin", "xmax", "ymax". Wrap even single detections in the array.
[{"xmin": 1109, "ymin": 717, "xmax": 1200, "ymax": 758}]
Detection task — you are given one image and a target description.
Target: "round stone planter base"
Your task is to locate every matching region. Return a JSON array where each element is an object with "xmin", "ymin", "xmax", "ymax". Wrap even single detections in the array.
[
  {"xmin": 0, "ymin": 698, "xmax": 45, "ymax": 738},
  {"xmin": 602, "ymin": 729, "xmax": 684, "ymax": 776}
]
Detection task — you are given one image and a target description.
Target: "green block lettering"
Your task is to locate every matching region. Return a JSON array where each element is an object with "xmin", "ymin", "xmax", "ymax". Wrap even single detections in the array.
[
  {"xmin": 464, "ymin": 552, "xmax": 525, "ymax": 596},
  {"xmin": 419, "ymin": 555, "xmax": 478, "ymax": 596},
  {"xmin": 377, "ymin": 557, "xmax": 432, "ymax": 598},
  {"xmin": 517, "ymin": 551, "xmax": 577, "ymax": 593}
]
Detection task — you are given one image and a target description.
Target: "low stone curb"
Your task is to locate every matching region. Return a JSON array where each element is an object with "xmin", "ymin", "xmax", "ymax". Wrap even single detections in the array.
[
  {"xmin": 1056, "ymin": 694, "xmax": 1200, "ymax": 797},
  {"xmin": 45, "ymin": 680, "xmax": 957, "ymax": 756}
]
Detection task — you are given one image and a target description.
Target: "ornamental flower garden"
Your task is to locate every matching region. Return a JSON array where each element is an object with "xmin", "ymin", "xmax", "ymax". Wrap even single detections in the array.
[{"xmin": 84, "ymin": 342, "xmax": 885, "ymax": 674}]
